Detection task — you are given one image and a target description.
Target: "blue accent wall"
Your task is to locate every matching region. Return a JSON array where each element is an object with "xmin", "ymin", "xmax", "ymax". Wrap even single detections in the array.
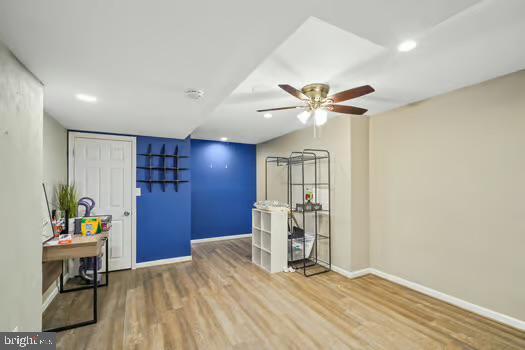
[
  {"xmin": 136, "ymin": 136, "xmax": 191, "ymax": 262},
  {"xmin": 71, "ymin": 131, "xmax": 255, "ymax": 263},
  {"xmin": 191, "ymin": 139, "xmax": 256, "ymax": 240}
]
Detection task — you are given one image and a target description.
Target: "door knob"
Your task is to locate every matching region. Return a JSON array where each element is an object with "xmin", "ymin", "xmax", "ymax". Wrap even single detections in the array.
[{"xmin": 124, "ymin": 211, "xmax": 130, "ymax": 216}]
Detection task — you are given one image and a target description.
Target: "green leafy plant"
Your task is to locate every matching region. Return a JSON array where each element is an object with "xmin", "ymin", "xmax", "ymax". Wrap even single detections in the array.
[{"xmin": 56, "ymin": 184, "xmax": 79, "ymax": 217}]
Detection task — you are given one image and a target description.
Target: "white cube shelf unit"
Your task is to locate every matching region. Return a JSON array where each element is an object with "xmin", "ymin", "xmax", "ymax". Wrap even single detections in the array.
[{"xmin": 252, "ymin": 208, "xmax": 287, "ymax": 273}]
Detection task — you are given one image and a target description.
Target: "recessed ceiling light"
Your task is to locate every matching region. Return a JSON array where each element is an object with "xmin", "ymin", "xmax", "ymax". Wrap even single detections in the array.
[
  {"xmin": 220, "ymin": 137, "xmax": 228, "ymax": 142},
  {"xmin": 263, "ymin": 113, "xmax": 272, "ymax": 119},
  {"xmin": 75, "ymin": 93, "xmax": 97, "ymax": 103},
  {"xmin": 185, "ymin": 88, "xmax": 204, "ymax": 100},
  {"xmin": 397, "ymin": 40, "xmax": 417, "ymax": 52}
]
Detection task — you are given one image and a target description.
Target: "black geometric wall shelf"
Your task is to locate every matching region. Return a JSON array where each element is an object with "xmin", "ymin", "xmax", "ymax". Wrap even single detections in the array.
[{"xmin": 137, "ymin": 144, "xmax": 190, "ymax": 192}]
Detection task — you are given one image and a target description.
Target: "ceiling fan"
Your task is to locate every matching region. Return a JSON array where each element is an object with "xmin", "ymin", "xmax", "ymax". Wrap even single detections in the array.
[{"xmin": 257, "ymin": 83, "xmax": 374, "ymax": 126}]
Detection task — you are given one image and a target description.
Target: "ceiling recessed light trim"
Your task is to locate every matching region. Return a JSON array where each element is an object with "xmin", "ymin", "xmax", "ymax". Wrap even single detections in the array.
[
  {"xmin": 185, "ymin": 88, "xmax": 204, "ymax": 100},
  {"xmin": 397, "ymin": 40, "xmax": 417, "ymax": 52},
  {"xmin": 75, "ymin": 93, "xmax": 97, "ymax": 103}
]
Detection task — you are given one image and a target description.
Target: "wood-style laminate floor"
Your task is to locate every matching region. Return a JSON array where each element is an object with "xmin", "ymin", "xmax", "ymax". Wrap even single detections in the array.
[{"xmin": 43, "ymin": 238, "xmax": 525, "ymax": 349}]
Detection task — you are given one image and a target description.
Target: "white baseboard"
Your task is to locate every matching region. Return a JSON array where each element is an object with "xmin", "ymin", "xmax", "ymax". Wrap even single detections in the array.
[
  {"xmin": 191, "ymin": 233, "xmax": 251, "ymax": 244},
  {"xmin": 135, "ymin": 255, "xmax": 192, "ymax": 269},
  {"xmin": 368, "ymin": 268, "xmax": 525, "ymax": 331},
  {"xmin": 42, "ymin": 284, "xmax": 59, "ymax": 313},
  {"xmin": 41, "ymin": 271, "xmax": 69, "ymax": 313},
  {"xmin": 331, "ymin": 265, "xmax": 372, "ymax": 279},
  {"xmin": 331, "ymin": 266, "xmax": 525, "ymax": 331}
]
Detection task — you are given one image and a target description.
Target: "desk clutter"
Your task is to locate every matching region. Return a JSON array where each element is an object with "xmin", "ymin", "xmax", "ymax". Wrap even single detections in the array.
[{"xmin": 50, "ymin": 194, "xmax": 112, "ymax": 244}]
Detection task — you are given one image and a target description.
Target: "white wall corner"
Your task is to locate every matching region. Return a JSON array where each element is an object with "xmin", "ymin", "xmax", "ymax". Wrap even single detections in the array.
[{"xmin": 331, "ymin": 265, "xmax": 373, "ymax": 279}]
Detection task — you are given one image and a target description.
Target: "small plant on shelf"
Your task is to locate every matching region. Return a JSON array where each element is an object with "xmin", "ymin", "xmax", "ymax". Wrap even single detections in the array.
[{"xmin": 56, "ymin": 184, "xmax": 79, "ymax": 217}]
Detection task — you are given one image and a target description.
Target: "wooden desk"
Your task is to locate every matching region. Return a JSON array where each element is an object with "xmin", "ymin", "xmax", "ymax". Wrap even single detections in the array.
[
  {"xmin": 43, "ymin": 233, "xmax": 108, "ymax": 262},
  {"xmin": 42, "ymin": 233, "xmax": 109, "ymax": 332}
]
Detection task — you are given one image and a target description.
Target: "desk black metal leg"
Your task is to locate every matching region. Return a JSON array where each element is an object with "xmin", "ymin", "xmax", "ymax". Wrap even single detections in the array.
[
  {"xmin": 93, "ymin": 256, "xmax": 98, "ymax": 322},
  {"xmin": 105, "ymin": 238, "xmax": 109, "ymax": 286}
]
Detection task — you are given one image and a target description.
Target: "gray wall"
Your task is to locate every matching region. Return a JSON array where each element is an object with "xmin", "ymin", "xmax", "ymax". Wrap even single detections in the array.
[
  {"xmin": 350, "ymin": 118, "xmax": 369, "ymax": 271},
  {"xmin": 0, "ymin": 41, "xmax": 44, "ymax": 331},
  {"xmin": 41, "ymin": 112, "xmax": 67, "ymax": 306},
  {"xmin": 43, "ymin": 112, "xmax": 67, "ymax": 206},
  {"xmin": 370, "ymin": 70, "xmax": 525, "ymax": 321}
]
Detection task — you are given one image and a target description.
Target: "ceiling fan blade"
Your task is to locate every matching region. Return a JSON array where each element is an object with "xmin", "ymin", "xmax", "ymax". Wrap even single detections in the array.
[
  {"xmin": 278, "ymin": 84, "xmax": 308, "ymax": 100},
  {"xmin": 327, "ymin": 85, "xmax": 374, "ymax": 103},
  {"xmin": 257, "ymin": 106, "xmax": 303, "ymax": 112},
  {"xmin": 329, "ymin": 104, "xmax": 368, "ymax": 115}
]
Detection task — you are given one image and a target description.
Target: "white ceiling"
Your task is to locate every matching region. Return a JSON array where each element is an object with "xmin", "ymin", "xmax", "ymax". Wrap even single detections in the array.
[
  {"xmin": 1, "ymin": 0, "xmax": 524, "ymax": 143},
  {"xmin": 192, "ymin": 16, "xmax": 387, "ymax": 143}
]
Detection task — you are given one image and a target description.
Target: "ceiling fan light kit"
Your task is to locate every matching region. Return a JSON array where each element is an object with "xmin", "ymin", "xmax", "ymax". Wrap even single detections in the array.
[
  {"xmin": 296, "ymin": 108, "xmax": 328, "ymax": 126},
  {"xmin": 297, "ymin": 110, "xmax": 311, "ymax": 124},
  {"xmin": 314, "ymin": 109, "xmax": 327, "ymax": 126},
  {"xmin": 258, "ymin": 83, "xmax": 374, "ymax": 127}
]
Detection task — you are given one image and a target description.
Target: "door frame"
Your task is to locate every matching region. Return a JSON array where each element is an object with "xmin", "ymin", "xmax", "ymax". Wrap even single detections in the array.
[{"xmin": 68, "ymin": 131, "xmax": 137, "ymax": 269}]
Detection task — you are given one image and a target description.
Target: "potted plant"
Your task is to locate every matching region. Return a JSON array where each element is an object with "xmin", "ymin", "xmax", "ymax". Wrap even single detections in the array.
[{"xmin": 56, "ymin": 184, "xmax": 79, "ymax": 233}]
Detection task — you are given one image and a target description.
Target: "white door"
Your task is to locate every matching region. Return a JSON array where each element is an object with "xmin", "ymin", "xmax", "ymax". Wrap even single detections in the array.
[{"xmin": 71, "ymin": 134, "xmax": 134, "ymax": 271}]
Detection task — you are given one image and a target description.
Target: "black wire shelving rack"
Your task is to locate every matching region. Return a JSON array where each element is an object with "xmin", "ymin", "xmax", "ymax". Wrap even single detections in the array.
[
  {"xmin": 137, "ymin": 143, "xmax": 190, "ymax": 192},
  {"xmin": 265, "ymin": 149, "xmax": 331, "ymax": 277}
]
